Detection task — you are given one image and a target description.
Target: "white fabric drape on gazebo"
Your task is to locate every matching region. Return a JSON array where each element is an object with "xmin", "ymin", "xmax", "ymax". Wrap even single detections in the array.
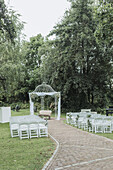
[{"xmin": 29, "ymin": 91, "xmax": 61, "ymax": 120}]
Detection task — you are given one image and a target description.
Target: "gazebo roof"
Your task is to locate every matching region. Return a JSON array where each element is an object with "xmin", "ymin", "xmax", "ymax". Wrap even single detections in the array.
[{"xmin": 34, "ymin": 82, "xmax": 55, "ymax": 93}]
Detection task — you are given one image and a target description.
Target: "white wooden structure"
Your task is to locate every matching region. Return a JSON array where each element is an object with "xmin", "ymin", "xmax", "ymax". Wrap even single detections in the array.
[{"xmin": 0, "ymin": 107, "xmax": 11, "ymax": 123}]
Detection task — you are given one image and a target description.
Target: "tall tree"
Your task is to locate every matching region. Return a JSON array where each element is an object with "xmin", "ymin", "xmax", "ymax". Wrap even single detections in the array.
[
  {"xmin": 45, "ymin": 0, "xmax": 110, "ymax": 111},
  {"xmin": 0, "ymin": 0, "xmax": 25, "ymax": 104},
  {"xmin": 95, "ymin": 0, "xmax": 113, "ymax": 48},
  {"xmin": 0, "ymin": 0, "xmax": 17, "ymax": 42},
  {"xmin": 24, "ymin": 34, "xmax": 44, "ymax": 71},
  {"xmin": 20, "ymin": 34, "xmax": 45, "ymax": 96},
  {"xmin": 94, "ymin": 0, "xmax": 113, "ymax": 104}
]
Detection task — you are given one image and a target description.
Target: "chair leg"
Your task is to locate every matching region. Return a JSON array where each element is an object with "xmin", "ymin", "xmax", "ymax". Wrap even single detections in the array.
[
  {"xmin": 11, "ymin": 129, "xmax": 19, "ymax": 137},
  {"xmin": 19, "ymin": 125, "xmax": 29, "ymax": 139},
  {"xmin": 95, "ymin": 125, "xmax": 103, "ymax": 133},
  {"xmin": 29, "ymin": 126, "xmax": 38, "ymax": 138},
  {"xmin": 39, "ymin": 126, "xmax": 48, "ymax": 137},
  {"xmin": 10, "ymin": 124, "xmax": 19, "ymax": 137},
  {"xmin": 104, "ymin": 125, "xmax": 112, "ymax": 133}
]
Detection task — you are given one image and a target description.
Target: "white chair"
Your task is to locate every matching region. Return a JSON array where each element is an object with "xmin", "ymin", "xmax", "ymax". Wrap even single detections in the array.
[
  {"xmin": 29, "ymin": 124, "xmax": 38, "ymax": 138},
  {"xmin": 111, "ymin": 120, "xmax": 113, "ymax": 132},
  {"xmin": 19, "ymin": 124, "xmax": 29, "ymax": 139},
  {"xmin": 71, "ymin": 116, "xmax": 78, "ymax": 127},
  {"xmin": 83, "ymin": 119, "xmax": 89, "ymax": 131},
  {"xmin": 103, "ymin": 120, "xmax": 112, "ymax": 133},
  {"xmin": 66, "ymin": 113, "xmax": 70, "ymax": 124},
  {"xmin": 88, "ymin": 118, "xmax": 95, "ymax": 132},
  {"xmin": 94, "ymin": 119, "xmax": 104, "ymax": 133},
  {"xmin": 78, "ymin": 117, "xmax": 84, "ymax": 129},
  {"xmin": 10, "ymin": 124, "xmax": 19, "ymax": 137},
  {"xmin": 38, "ymin": 123, "xmax": 48, "ymax": 137}
]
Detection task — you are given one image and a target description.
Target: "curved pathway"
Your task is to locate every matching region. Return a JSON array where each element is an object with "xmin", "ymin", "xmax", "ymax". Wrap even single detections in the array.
[{"xmin": 44, "ymin": 119, "xmax": 113, "ymax": 170}]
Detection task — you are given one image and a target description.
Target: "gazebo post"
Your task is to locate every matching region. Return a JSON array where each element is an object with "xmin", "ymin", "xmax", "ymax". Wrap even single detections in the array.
[
  {"xmin": 57, "ymin": 92, "xmax": 61, "ymax": 120},
  {"xmin": 55, "ymin": 95, "xmax": 57, "ymax": 119},
  {"xmin": 29, "ymin": 94, "xmax": 34, "ymax": 115},
  {"xmin": 41, "ymin": 96, "xmax": 44, "ymax": 110}
]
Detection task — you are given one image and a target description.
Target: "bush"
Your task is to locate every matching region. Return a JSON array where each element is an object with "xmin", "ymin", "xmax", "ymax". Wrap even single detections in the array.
[
  {"xmin": 96, "ymin": 107, "xmax": 106, "ymax": 114},
  {"xmin": 9, "ymin": 102, "xmax": 29, "ymax": 110}
]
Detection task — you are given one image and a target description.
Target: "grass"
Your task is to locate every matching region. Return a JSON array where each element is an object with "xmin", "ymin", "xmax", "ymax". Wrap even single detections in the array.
[
  {"xmin": 1, "ymin": 108, "xmax": 113, "ymax": 169},
  {"xmin": 11, "ymin": 108, "xmax": 30, "ymax": 116},
  {"xmin": 65, "ymin": 121, "xmax": 113, "ymax": 141},
  {"xmin": 0, "ymin": 109, "xmax": 56, "ymax": 170},
  {"xmin": 11, "ymin": 108, "xmax": 66, "ymax": 118},
  {"xmin": 96, "ymin": 133, "xmax": 113, "ymax": 140}
]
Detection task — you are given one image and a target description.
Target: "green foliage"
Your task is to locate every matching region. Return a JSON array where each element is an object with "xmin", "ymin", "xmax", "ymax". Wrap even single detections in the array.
[
  {"xmin": 30, "ymin": 94, "xmax": 39, "ymax": 102},
  {"xmin": 94, "ymin": 0, "xmax": 113, "ymax": 51},
  {"xmin": 94, "ymin": 0, "xmax": 113, "ymax": 110},
  {"xmin": 45, "ymin": 0, "xmax": 110, "ymax": 111},
  {"xmin": 96, "ymin": 107, "xmax": 106, "ymax": 114},
  {"xmin": 1, "ymin": 0, "xmax": 113, "ymax": 113},
  {"xmin": 24, "ymin": 34, "xmax": 44, "ymax": 70},
  {"xmin": 0, "ymin": 0, "xmax": 25, "ymax": 103},
  {"xmin": 0, "ymin": 0, "xmax": 16, "ymax": 42},
  {"xmin": 18, "ymin": 34, "xmax": 45, "ymax": 100}
]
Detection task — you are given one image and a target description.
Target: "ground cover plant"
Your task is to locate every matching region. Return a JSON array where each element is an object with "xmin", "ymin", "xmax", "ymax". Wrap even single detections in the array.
[{"xmin": 0, "ymin": 110, "xmax": 56, "ymax": 170}]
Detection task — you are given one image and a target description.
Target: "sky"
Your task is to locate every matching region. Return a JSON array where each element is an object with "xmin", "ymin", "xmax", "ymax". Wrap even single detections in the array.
[{"xmin": 5, "ymin": 0, "xmax": 70, "ymax": 40}]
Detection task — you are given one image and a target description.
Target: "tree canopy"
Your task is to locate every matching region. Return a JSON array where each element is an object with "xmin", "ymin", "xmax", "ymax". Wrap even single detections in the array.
[{"xmin": 0, "ymin": 0, "xmax": 113, "ymax": 112}]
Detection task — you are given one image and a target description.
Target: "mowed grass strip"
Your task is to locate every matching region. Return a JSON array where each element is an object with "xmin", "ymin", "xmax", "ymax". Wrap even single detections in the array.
[
  {"xmin": 0, "ymin": 123, "xmax": 55, "ymax": 170},
  {"xmin": 97, "ymin": 133, "xmax": 113, "ymax": 140},
  {"xmin": 66, "ymin": 120, "xmax": 113, "ymax": 140},
  {"xmin": 11, "ymin": 109, "xmax": 31, "ymax": 116}
]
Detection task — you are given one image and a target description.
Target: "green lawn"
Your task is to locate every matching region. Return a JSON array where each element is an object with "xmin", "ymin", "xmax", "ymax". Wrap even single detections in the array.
[
  {"xmin": 0, "ymin": 109, "xmax": 56, "ymax": 170},
  {"xmin": 1, "ymin": 108, "xmax": 113, "ymax": 169},
  {"xmin": 96, "ymin": 133, "xmax": 113, "ymax": 140},
  {"xmin": 11, "ymin": 108, "xmax": 30, "ymax": 116},
  {"xmin": 11, "ymin": 108, "xmax": 66, "ymax": 118}
]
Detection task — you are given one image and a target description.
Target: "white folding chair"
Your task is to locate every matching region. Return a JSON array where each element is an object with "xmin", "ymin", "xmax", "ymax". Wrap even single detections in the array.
[
  {"xmin": 83, "ymin": 118, "xmax": 89, "ymax": 131},
  {"xmin": 38, "ymin": 123, "xmax": 48, "ymax": 137},
  {"xmin": 88, "ymin": 118, "xmax": 95, "ymax": 132},
  {"xmin": 10, "ymin": 124, "xmax": 19, "ymax": 137},
  {"xmin": 19, "ymin": 124, "xmax": 29, "ymax": 139},
  {"xmin": 78, "ymin": 117, "xmax": 84, "ymax": 129},
  {"xmin": 66, "ymin": 113, "xmax": 70, "ymax": 124},
  {"xmin": 111, "ymin": 120, "xmax": 113, "ymax": 132},
  {"xmin": 29, "ymin": 124, "xmax": 38, "ymax": 138},
  {"xmin": 94, "ymin": 119, "xmax": 104, "ymax": 133},
  {"xmin": 103, "ymin": 120, "xmax": 112, "ymax": 133}
]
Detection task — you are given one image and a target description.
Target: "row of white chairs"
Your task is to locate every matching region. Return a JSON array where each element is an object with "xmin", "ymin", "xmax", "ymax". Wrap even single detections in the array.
[
  {"xmin": 89, "ymin": 118, "xmax": 113, "ymax": 133},
  {"xmin": 66, "ymin": 112, "xmax": 91, "ymax": 124},
  {"xmin": 66, "ymin": 112, "xmax": 113, "ymax": 133},
  {"xmin": 10, "ymin": 123, "xmax": 48, "ymax": 139}
]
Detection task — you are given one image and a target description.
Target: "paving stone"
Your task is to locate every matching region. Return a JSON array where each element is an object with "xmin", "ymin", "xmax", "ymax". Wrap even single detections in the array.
[{"xmin": 44, "ymin": 119, "xmax": 113, "ymax": 170}]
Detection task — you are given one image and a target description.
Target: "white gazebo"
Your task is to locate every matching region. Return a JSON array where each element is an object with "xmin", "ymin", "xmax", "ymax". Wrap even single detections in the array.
[{"xmin": 29, "ymin": 82, "xmax": 61, "ymax": 120}]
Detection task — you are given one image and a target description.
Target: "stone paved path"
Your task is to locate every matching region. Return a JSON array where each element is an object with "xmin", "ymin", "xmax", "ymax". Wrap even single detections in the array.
[{"xmin": 45, "ymin": 119, "xmax": 113, "ymax": 170}]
